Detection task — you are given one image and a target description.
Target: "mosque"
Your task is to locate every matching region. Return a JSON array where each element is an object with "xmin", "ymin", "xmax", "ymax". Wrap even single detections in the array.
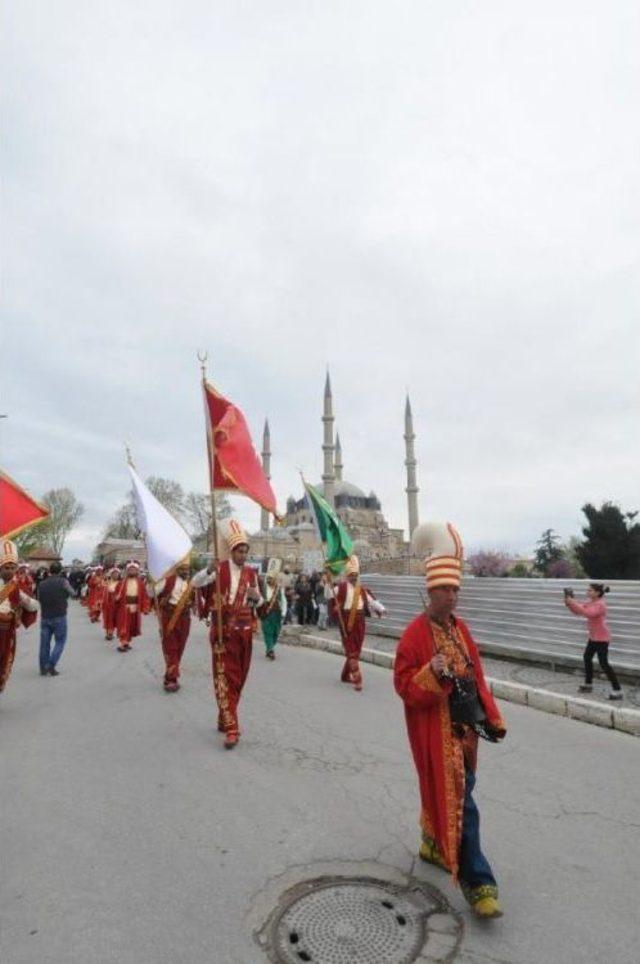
[{"xmin": 249, "ymin": 374, "xmax": 420, "ymax": 570}]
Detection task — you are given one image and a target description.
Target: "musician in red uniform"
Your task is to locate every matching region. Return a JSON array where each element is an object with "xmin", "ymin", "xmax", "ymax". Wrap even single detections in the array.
[
  {"xmin": 394, "ymin": 521, "xmax": 506, "ymax": 920},
  {"xmin": 0, "ymin": 540, "xmax": 39, "ymax": 693},
  {"xmin": 114, "ymin": 561, "xmax": 150, "ymax": 651},
  {"xmin": 327, "ymin": 555, "xmax": 385, "ymax": 691},
  {"xmin": 149, "ymin": 561, "xmax": 193, "ymax": 692},
  {"xmin": 87, "ymin": 565, "xmax": 105, "ymax": 623},
  {"xmin": 101, "ymin": 567, "xmax": 121, "ymax": 641},
  {"xmin": 192, "ymin": 520, "xmax": 262, "ymax": 749}
]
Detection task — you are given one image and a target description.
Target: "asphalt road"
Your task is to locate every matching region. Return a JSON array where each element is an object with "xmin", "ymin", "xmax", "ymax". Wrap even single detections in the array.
[{"xmin": 1, "ymin": 604, "xmax": 639, "ymax": 964}]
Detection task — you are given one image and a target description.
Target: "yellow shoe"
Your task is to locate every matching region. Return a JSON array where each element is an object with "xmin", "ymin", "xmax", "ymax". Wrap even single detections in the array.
[
  {"xmin": 473, "ymin": 896, "xmax": 503, "ymax": 919},
  {"xmin": 418, "ymin": 838, "xmax": 448, "ymax": 871}
]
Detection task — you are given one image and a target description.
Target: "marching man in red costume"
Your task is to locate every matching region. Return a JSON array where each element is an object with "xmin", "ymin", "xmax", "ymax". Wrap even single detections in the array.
[
  {"xmin": 327, "ymin": 555, "xmax": 386, "ymax": 691},
  {"xmin": 0, "ymin": 540, "xmax": 39, "ymax": 693},
  {"xmin": 101, "ymin": 567, "xmax": 121, "ymax": 641},
  {"xmin": 114, "ymin": 561, "xmax": 150, "ymax": 651},
  {"xmin": 148, "ymin": 560, "xmax": 193, "ymax": 693},
  {"xmin": 394, "ymin": 521, "xmax": 506, "ymax": 919},
  {"xmin": 87, "ymin": 565, "xmax": 105, "ymax": 623},
  {"xmin": 192, "ymin": 519, "xmax": 262, "ymax": 749}
]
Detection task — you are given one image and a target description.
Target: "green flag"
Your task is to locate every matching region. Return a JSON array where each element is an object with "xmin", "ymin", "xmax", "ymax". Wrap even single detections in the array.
[{"xmin": 303, "ymin": 480, "xmax": 353, "ymax": 574}]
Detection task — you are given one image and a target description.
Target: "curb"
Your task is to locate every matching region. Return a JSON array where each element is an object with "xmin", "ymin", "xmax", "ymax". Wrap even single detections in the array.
[{"xmin": 280, "ymin": 629, "xmax": 640, "ymax": 738}]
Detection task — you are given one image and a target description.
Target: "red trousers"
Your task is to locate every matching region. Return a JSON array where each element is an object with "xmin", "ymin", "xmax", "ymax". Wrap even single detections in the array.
[
  {"xmin": 339, "ymin": 612, "xmax": 366, "ymax": 686},
  {"xmin": 0, "ymin": 621, "xmax": 17, "ymax": 693},
  {"xmin": 102, "ymin": 595, "xmax": 117, "ymax": 637},
  {"xmin": 161, "ymin": 612, "xmax": 190, "ymax": 683},
  {"xmin": 117, "ymin": 609, "xmax": 141, "ymax": 645},
  {"xmin": 210, "ymin": 616, "xmax": 253, "ymax": 737}
]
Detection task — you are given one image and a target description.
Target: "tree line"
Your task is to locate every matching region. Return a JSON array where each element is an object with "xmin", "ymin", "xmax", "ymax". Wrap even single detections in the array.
[
  {"xmin": 467, "ymin": 502, "xmax": 640, "ymax": 580},
  {"xmin": 102, "ymin": 477, "xmax": 233, "ymax": 546}
]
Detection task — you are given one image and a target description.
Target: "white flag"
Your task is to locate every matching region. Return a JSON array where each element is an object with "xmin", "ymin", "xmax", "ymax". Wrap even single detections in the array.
[{"xmin": 128, "ymin": 464, "xmax": 192, "ymax": 581}]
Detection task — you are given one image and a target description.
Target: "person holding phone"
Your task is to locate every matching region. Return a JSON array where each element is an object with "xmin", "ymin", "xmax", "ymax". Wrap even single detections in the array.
[{"xmin": 564, "ymin": 584, "xmax": 623, "ymax": 700}]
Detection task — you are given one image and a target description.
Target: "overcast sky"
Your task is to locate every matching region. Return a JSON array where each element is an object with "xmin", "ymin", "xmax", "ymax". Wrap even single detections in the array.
[{"xmin": 2, "ymin": 0, "xmax": 639, "ymax": 562}]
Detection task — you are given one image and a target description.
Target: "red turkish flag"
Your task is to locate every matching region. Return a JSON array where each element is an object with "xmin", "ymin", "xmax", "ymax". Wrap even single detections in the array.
[
  {"xmin": 202, "ymin": 380, "xmax": 278, "ymax": 515},
  {"xmin": 0, "ymin": 470, "xmax": 49, "ymax": 538}
]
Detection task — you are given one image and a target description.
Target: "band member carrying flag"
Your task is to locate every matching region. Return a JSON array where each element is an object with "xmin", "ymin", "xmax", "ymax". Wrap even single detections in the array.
[
  {"xmin": 127, "ymin": 457, "xmax": 193, "ymax": 688},
  {"xmin": 303, "ymin": 478, "xmax": 386, "ymax": 690},
  {"xmin": 196, "ymin": 358, "xmax": 278, "ymax": 748},
  {"xmin": 0, "ymin": 469, "xmax": 49, "ymax": 541},
  {"xmin": 0, "ymin": 472, "xmax": 46, "ymax": 695},
  {"xmin": 326, "ymin": 554, "xmax": 386, "ymax": 691}
]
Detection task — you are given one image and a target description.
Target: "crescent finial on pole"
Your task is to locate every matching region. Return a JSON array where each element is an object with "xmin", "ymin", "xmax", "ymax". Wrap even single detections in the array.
[{"xmin": 197, "ymin": 350, "xmax": 208, "ymax": 381}]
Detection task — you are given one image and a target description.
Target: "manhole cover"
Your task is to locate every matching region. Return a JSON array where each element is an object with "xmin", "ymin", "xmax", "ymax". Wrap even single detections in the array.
[{"xmin": 261, "ymin": 875, "xmax": 461, "ymax": 963}]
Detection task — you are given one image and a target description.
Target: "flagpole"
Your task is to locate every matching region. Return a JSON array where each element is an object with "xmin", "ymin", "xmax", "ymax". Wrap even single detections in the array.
[{"xmin": 199, "ymin": 352, "xmax": 224, "ymax": 649}]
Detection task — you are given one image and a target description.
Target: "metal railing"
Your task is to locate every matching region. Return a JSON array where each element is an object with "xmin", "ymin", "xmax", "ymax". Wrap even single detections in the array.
[{"xmin": 361, "ymin": 575, "xmax": 640, "ymax": 677}]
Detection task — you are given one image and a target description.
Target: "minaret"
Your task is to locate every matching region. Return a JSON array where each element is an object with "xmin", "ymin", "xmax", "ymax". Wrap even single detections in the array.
[
  {"xmin": 404, "ymin": 395, "xmax": 419, "ymax": 540},
  {"xmin": 260, "ymin": 418, "xmax": 271, "ymax": 531},
  {"xmin": 322, "ymin": 371, "xmax": 336, "ymax": 507},
  {"xmin": 334, "ymin": 432, "xmax": 343, "ymax": 483}
]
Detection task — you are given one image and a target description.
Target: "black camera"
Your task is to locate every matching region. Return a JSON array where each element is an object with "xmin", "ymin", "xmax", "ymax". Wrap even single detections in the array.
[{"xmin": 563, "ymin": 588, "xmax": 574, "ymax": 598}]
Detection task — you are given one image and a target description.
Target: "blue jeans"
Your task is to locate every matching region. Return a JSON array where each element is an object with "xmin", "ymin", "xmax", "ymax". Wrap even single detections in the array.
[
  {"xmin": 459, "ymin": 768, "xmax": 497, "ymax": 891},
  {"xmin": 40, "ymin": 616, "xmax": 68, "ymax": 671}
]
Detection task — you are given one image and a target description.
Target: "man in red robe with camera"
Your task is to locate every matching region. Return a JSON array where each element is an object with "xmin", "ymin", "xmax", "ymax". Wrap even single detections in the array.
[{"xmin": 394, "ymin": 521, "xmax": 506, "ymax": 920}]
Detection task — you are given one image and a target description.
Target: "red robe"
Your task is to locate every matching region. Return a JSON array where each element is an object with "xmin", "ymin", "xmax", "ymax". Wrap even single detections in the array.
[
  {"xmin": 16, "ymin": 571, "xmax": 35, "ymax": 597},
  {"xmin": 329, "ymin": 581, "xmax": 375, "ymax": 686},
  {"xmin": 157, "ymin": 575, "xmax": 193, "ymax": 683},
  {"xmin": 101, "ymin": 579, "xmax": 120, "ymax": 638},
  {"xmin": 0, "ymin": 580, "xmax": 38, "ymax": 692},
  {"xmin": 195, "ymin": 582, "xmax": 214, "ymax": 621},
  {"xmin": 87, "ymin": 572, "xmax": 105, "ymax": 622},
  {"xmin": 114, "ymin": 576, "xmax": 150, "ymax": 645},
  {"xmin": 394, "ymin": 614, "xmax": 505, "ymax": 881},
  {"xmin": 208, "ymin": 561, "xmax": 259, "ymax": 737}
]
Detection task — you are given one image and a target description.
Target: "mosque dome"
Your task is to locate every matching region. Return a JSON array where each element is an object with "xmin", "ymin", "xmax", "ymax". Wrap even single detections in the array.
[{"xmin": 315, "ymin": 480, "xmax": 367, "ymax": 500}]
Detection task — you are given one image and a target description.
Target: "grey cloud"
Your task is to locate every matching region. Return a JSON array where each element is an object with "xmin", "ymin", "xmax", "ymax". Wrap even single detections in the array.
[{"xmin": 2, "ymin": 0, "xmax": 639, "ymax": 560}]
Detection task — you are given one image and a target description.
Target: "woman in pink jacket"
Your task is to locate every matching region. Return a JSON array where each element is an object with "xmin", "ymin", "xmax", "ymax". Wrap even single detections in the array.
[{"xmin": 564, "ymin": 583, "xmax": 623, "ymax": 700}]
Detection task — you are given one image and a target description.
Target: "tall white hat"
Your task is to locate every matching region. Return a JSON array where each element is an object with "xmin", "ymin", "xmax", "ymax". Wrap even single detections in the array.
[
  {"xmin": 411, "ymin": 521, "xmax": 463, "ymax": 589},
  {"xmin": 345, "ymin": 554, "xmax": 360, "ymax": 576}
]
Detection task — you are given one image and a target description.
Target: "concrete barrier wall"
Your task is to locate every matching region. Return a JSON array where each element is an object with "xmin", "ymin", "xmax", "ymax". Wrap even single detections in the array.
[{"xmin": 359, "ymin": 575, "xmax": 640, "ymax": 675}]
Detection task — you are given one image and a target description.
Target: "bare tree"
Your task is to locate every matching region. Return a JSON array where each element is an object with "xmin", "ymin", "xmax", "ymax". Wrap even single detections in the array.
[
  {"xmin": 145, "ymin": 477, "xmax": 186, "ymax": 522},
  {"xmin": 103, "ymin": 503, "xmax": 140, "ymax": 540},
  {"xmin": 184, "ymin": 491, "xmax": 232, "ymax": 543},
  {"xmin": 103, "ymin": 479, "xmax": 231, "ymax": 545},
  {"xmin": 13, "ymin": 520, "xmax": 50, "ymax": 558},
  {"xmin": 40, "ymin": 488, "xmax": 84, "ymax": 555}
]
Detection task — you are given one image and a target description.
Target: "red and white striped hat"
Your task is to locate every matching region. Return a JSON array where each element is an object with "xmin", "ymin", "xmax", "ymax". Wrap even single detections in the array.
[
  {"xmin": 221, "ymin": 519, "xmax": 249, "ymax": 551},
  {"xmin": 411, "ymin": 522, "xmax": 464, "ymax": 589},
  {"xmin": 0, "ymin": 540, "xmax": 19, "ymax": 567}
]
